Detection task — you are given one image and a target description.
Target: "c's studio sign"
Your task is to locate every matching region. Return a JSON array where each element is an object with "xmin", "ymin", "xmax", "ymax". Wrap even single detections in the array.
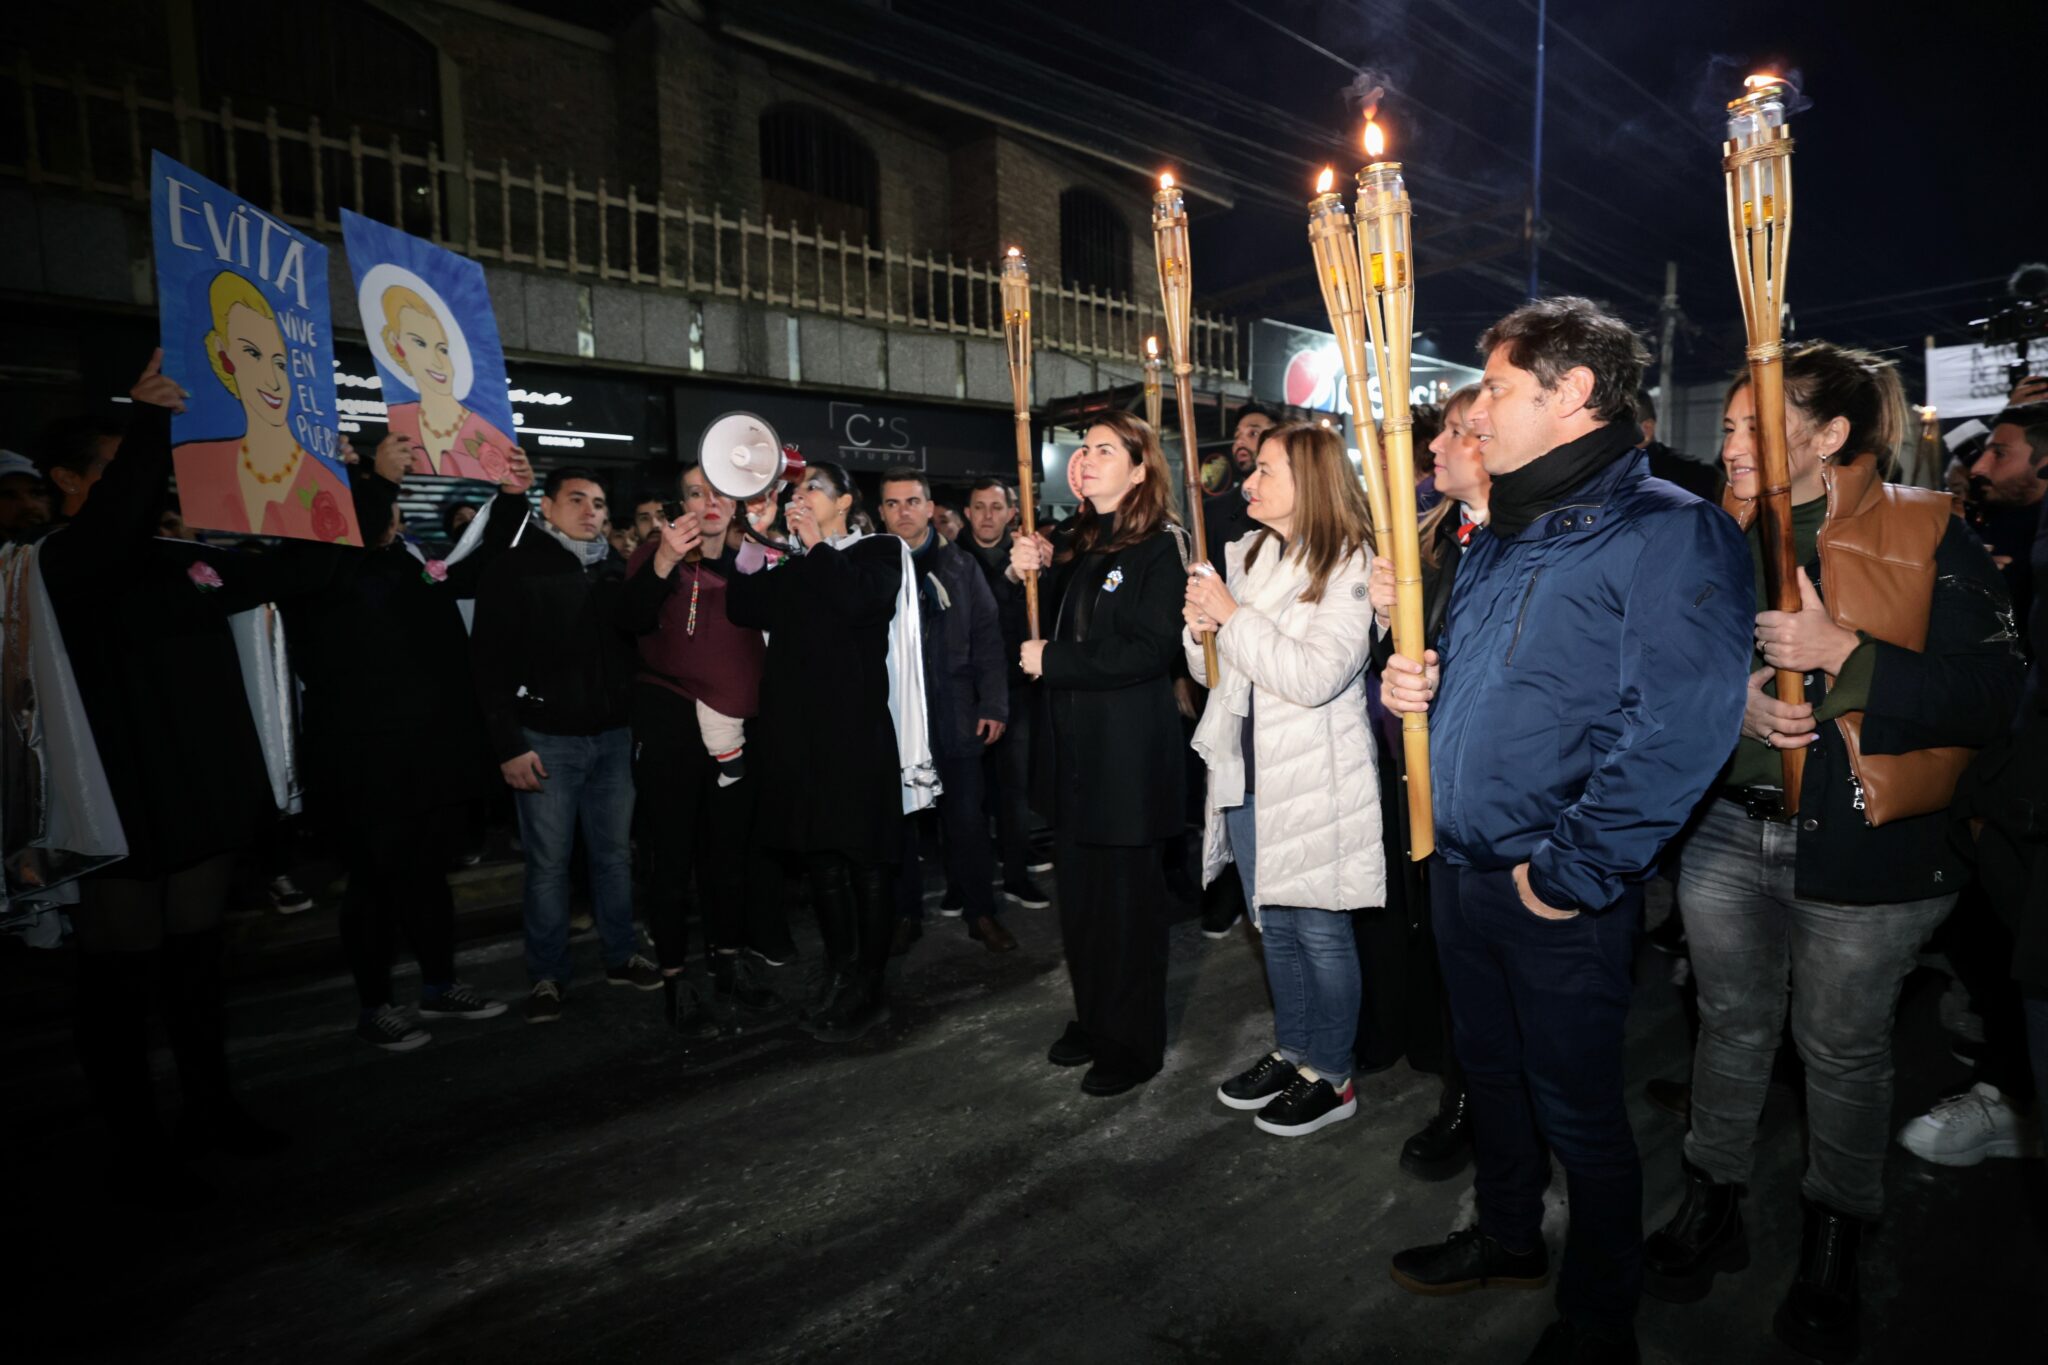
[{"xmin": 830, "ymin": 401, "xmax": 923, "ymax": 468}]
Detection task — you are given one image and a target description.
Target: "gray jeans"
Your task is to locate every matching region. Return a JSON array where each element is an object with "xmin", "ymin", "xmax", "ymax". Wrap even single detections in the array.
[{"xmin": 1678, "ymin": 798, "xmax": 1953, "ymax": 1220}]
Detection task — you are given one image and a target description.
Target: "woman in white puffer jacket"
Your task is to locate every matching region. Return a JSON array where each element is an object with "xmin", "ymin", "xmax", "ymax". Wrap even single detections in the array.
[{"xmin": 1183, "ymin": 420, "xmax": 1386, "ymax": 1139}]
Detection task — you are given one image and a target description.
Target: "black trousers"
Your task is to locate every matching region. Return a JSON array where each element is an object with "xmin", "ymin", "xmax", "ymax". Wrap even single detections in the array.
[
  {"xmin": 339, "ymin": 803, "xmax": 460, "ymax": 1009},
  {"xmin": 71, "ymin": 853, "xmax": 239, "ymax": 1151},
  {"xmin": 632, "ymin": 684, "xmax": 784, "ymax": 969},
  {"xmin": 983, "ymin": 687, "xmax": 1034, "ymax": 884},
  {"xmin": 1434, "ymin": 860, "xmax": 1643, "ymax": 1333},
  {"xmin": 808, "ymin": 850, "xmax": 895, "ymax": 999},
  {"xmin": 1056, "ymin": 835, "xmax": 1171, "ymax": 1075},
  {"xmin": 898, "ymin": 752, "xmax": 999, "ymax": 922}
]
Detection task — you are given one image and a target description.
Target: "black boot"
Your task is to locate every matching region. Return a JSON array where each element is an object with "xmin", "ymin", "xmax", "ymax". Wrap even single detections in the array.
[
  {"xmin": 1772, "ymin": 1199, "xmax": 1862, "ymax": 1363},
  {"xmin": 160, "ymin": 930, "xmax": 288, "ymax": 1158},
  {"xmin": 1400, "ymin": 1084, "xmax": 1472, "ymax": 1182},
  {"xmin": 1643, "ymin": 1158, "xmax": 1747, "ymax": 1303}
]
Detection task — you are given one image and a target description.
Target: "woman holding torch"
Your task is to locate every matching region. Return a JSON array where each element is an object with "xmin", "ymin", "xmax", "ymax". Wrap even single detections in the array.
[
  {"xmin": 1643, "ymin": 342, "xmax": 2021, "ymax": 1363},
  {"xmin": 1010, "ymin": 411, "xmax": 1189, "ymax": 1097},
  {"xmin": 1183, "ymin": 420, "xmax": 1384, "ymax": 1137}
]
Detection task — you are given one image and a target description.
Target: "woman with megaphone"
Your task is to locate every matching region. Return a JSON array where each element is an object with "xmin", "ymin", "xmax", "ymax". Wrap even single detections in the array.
[
  {"xmin": 726, "ymin": 461, "xmax": 931, "ymax": 1043},
  {"xmin": 1009, "ymin": 411, "xmax": 1191, "ymax": 1097}
]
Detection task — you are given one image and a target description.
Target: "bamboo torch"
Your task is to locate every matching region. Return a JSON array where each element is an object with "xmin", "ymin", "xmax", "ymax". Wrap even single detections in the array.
[
  {"xmin": 1305, "ymin": 165, "xmax": 1394, "ymax": 547},
  {"xmin": 1143, "ymin": 335, "xmax": 1165, "ymax": 439},
  {"xmin": 1000, "ymin": 246, "xmax": 1041, "ymax": 638},
  {"xmin": 1355, "ymin": 118, "xmax": 1434, "ymax": 860},
  {"xmin": 1151, "ymin": 172, "xmax": 1218, "ymax": 686},
  {"xmin": 1723, "ymin": 75, "xmax": 1802, "ymax": 812}
]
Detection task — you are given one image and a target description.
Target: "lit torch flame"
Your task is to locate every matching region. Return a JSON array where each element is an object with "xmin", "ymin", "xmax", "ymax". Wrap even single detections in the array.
[
  {"xmin": 1146, "ymin": 335, "xmax": 1158, "ymax": 358},
  {"xmin": 1363, "ymin": 119, "xmax": 1385, "ymax": 160},
  {"xmin": 1316, "ymin": 166, "xmax": 1334, "ymax": 195},
  {"xmin": 1743, "ymin": 73, "xmax": 1777, "ymax": 89},
  {"xmin": 1006, "ymin": 245, "xmax": 1020, "ymax": 258},
  {"xmin": 1159, "ymin": 172, "xmax": 1175, "ymax": 191}
]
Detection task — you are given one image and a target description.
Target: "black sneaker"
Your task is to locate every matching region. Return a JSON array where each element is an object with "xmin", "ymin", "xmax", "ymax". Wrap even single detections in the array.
[
  {"xmin": 1390, "ymin": 1226, "xmax": 1549, "ymax": 1296},
  {"xmin": 1027, "ymin": 857, "xmax": 1053, "ymax": 874},
  {"xmin": 357, "ymin": 1004, "xmax": 430, "ymax": 1052},
  {"xmin": 1254, "ymin": 1074, "xmax": 1357, "ymax": 1137},
  {"xmin": 937, "ymin": 887, "xmax": 965, "ymax": 919},
  {"xmin": 525, "ymin": 980, "xmax": 564, "ymax": 1024},
  {"xmin": 1200, "ymin": 888, "xmax": 1243, "ymax": 939},
  {"xmin": 1002, "ymin": 877, "xmax": 1051, "ymax": 909},
  {"xmin": 1401, "ymin": 1086, "xmax": 1473, "ymax": 1181},
  {"xmin": 1216, "ymin": 1052, "xmax": 1299, "ymax": 1110},
  {"xmin": 605, "ymin": 954, "xmax": 663, "ymax": 991},
  {"xmin": 417, "ymin": 983, "xmax": 507, "ymax": 1020},
  {"xmin": 268, "ymin": 874, "xmax": 313, "ymax": 915}
]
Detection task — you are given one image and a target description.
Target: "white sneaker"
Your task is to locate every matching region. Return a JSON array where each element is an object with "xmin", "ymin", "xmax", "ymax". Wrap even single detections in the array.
[{"xmin": 1896, "ymin": 1083, "xmax": 2042, "ymax": 1166}]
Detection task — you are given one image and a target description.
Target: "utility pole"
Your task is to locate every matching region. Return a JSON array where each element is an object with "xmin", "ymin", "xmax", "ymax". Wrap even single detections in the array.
[
  {"xmin": 1527, "ymin": 0, "xmax": 1547, "ymax": 298},
  {"xmin": 1657, "ymin": 260, "xmax": 1679, "ymax": 431}
]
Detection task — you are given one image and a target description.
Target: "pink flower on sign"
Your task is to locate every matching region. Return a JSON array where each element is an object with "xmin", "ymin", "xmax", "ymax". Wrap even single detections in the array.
[
  {"xmin": 422, "ymin": 559, "xmax": 450, "ymax": 584},
  {"xmin": 186, "ymin": 560, "xmax": 223, "ymax": 592}
]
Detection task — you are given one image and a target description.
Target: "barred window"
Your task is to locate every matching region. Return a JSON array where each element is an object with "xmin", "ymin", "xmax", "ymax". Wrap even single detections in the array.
[
  {"xmin": 760, "ymin": 106, "xmax": 878, "ymax": 242},
  {"xmin": 1060, "ymin": 188, "xmax": 1131, "ymax": 294}
]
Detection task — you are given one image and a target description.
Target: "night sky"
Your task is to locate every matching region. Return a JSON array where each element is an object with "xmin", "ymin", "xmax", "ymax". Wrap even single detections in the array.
[{"xmin": 896, "ymin": 0, "xmax": 2032, "ymax": 387}]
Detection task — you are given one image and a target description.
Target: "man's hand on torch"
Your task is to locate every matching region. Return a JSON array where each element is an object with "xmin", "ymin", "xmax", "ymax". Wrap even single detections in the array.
[
  {"xmin": 1382, "ymin": 649, "xmax": 1440, "ymax": 715},
  {"xmin": 1368, "ymin": 555, "xmax": 1396, "ymax": 631}
]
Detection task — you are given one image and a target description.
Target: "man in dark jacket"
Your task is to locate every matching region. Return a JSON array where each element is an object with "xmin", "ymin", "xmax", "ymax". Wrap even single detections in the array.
[
  {"xmin": 879, "ymin": 467, "xmax": 1013, "ymax": 952},
  {"xmin": 1383, "ymin": 298, "xmax": 1753, "ymax": 1364},
  {"xmin": 472, "ymin": 465, "xmax": 659, "ymax": 1022},
  {"xmin": 962, "ymin": 477, "xmax": 1051, "ymax": 908},
  {"xmin": 1635, "ymin": 386, "xmax": 1722, "ymax": 504}
]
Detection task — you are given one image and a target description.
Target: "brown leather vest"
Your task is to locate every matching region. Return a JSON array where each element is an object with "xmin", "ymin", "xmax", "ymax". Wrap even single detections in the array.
[{"xmin": 1723, "ymin": 458, "xmax": 1968, "ymax": 826}]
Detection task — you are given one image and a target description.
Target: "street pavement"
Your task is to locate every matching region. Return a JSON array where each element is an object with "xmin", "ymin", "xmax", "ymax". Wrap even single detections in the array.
[{"xmin": 6, "ymin": 882, "xmax": 2043, "ymax": 1364}]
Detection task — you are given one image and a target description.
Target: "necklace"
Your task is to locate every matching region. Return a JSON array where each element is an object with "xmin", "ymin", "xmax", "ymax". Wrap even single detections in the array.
[
  {"xmin": 417, "ymin": 404, "xmax": 468, "ymax": 441},
  {"xmin": 685, "ymin": 565, "xmax": 701, "ymax": 635},
  {"xmin": 240, "ymin": 439, "xmax": 304, "ymax": 487}
]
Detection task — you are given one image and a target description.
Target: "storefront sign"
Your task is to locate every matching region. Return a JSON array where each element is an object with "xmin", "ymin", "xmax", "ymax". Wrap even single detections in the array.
[
  {"xmin": 673, "ymin": 388, "xmax": 1013, "ymax": 482},
  {"xmin": 1249, "ymin": 318, "xmax": 1481, "ymax": 419}
]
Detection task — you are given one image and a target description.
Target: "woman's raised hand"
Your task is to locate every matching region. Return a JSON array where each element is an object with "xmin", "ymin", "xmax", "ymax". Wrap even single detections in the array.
[
  {"xmin": 130, "ymin": 348, "xmax": 189, "ymax": 413},
  {"xmin": 1183, "ymin": 563, "xmax": 1236, "ymax": 630},
  {"xmin": 373, "ymin": 431, "xmax": 419, "ymax": 483},
  {"xmin": 1007, "ymin": 529, "xmax": 1052, "ymax": 582}
]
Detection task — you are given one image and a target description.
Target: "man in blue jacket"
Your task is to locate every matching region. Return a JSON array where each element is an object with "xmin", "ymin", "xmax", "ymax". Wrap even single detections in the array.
[{"xmin": 1382, "ymin": 297, "xmax": 1752, "ymax": 1365}]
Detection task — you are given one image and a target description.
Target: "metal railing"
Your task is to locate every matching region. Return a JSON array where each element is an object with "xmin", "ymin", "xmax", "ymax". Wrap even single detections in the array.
[{"xmin": 1, "ymin": 57, "xmax": 1242, "ymax": 379}]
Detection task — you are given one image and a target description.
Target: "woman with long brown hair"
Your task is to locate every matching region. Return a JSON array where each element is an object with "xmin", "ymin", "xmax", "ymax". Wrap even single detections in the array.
[
  {"xmin": 1641, "ymin": 342, "xmax": 2020, "ymax": 1361},
  {"xmin": 1009, "ymin": 411, "xmax": 1190, "ymax": 1096},
  {"xmin": 1183, "ymin": 420, "xmax": 1386, "ymax": 1137}
]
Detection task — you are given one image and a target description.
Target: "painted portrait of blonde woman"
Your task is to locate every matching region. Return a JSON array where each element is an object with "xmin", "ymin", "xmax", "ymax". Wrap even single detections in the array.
[{"xmin": 171, "ymin": 270, "xmax": 359, "ymax": 544}]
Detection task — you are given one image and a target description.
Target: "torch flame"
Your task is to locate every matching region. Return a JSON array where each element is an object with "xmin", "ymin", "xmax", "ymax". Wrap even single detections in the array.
[
  {"xmin": 1146, "ymin": 335, "xmax": 1158, "ymax": 358},
  {"xmin": 1159, "ymin": 172, "xmax": 1175, "ymax": 191},
  {"xmin": 1006, "ymin": 245, "xmax": 1020, "ymax": 258},
  {"xmin": 1363, "ymin": 119, "xmax": 1385, "ymax": 159},
  {"xmin": 1743, "ymin": 73, "xmax": 1777, "ymax": 89},
  {"xmin": 1316, "ymin": 166, "xmax": 1334, "ymax": 195}
]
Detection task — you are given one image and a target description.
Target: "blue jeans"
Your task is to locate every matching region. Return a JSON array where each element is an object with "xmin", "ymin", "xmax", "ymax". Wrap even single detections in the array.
[
  {"xmin": 1433, "ymin": 857, "xmax": 1643, "ymax": 1334},
  {"xmin": 1678, "ymin": 798, "xmax": 1954, "ymax": 1219},
  {"xmin": 1225, "ymin": 796, "xmax": 1361, "ymax": 1081},
  {"xmin": 514, "ymin": 726, "xmax": 637, "ymax": 984}
]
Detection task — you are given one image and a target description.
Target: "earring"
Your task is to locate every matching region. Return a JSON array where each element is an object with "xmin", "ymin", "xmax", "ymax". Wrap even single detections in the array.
[{"xmin": 219, "ymin": 352, "xmax": 235, "ymax": 375}]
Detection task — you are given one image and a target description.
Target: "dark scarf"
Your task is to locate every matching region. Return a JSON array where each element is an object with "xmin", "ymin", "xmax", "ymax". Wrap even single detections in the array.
[{"xmin": 1485, "ymin": 420, "xmax": 1639, "ymax": 539}]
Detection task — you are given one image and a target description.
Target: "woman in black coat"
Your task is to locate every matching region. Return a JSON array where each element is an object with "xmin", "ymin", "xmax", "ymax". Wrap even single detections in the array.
[
  {"xmin": 282, "ymin": 431, "xmax": 531, "ymax": 1051},
  {"xmin": 725, "ymin": 462, "xmax": 907, "ymax": 1043},
  {"xmin": 34, "ymin": 351, "xmax": 324, "ymax": 1202},
  {"xmin": 1011, "ymin": 411, "xmax": 1190, "ymax": 1096}
]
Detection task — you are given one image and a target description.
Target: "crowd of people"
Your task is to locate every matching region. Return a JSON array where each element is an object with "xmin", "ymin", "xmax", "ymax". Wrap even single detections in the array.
[{"xmin": 4, "ymin": 284, "xmax": 2046, "ymax": 1363}]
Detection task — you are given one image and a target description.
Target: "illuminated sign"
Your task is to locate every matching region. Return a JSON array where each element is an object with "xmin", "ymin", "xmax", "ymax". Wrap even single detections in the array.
[{"xmin": 1249, "ymin": 318, "xmax": 1481, "ymax": 420}]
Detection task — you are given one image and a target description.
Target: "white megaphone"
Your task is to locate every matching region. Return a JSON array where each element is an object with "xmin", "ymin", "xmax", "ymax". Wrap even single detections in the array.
[{"xmin": 697, "ymin": 411, "xmax": 807, "ymax": 552}]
